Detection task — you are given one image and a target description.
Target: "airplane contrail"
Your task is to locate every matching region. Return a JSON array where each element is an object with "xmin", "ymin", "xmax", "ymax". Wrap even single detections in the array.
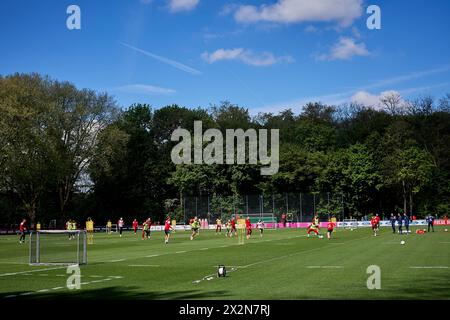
[{"xmin": 120, "ymin": 42, "xmax": 202, "ymax": 75}]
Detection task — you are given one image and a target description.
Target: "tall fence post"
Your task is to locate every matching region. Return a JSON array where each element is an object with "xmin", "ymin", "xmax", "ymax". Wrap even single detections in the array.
[
  {"xmin": 300, "ymin": 193, "xmax": 303, "ymax": 222},
  {"xmin": 286, "ymin": 193, "xmax": 289, "ymax": 213},
  {"xmin": 246, "ymin": 195, "xmax": 249, "ymax": 215},
  {"xmin": 313, "ymin": 194, "xmax": 316, "ymax": 214},
  {"xmin": 272, "ymin": 194, "xmax": 275, "ymax": 214},
  {"xmin": 327, "ymin": 192, "xmax": 330, "ymax": 220}
]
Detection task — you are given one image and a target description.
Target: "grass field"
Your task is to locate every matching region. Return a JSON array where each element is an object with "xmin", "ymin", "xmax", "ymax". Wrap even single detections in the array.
[{"xmin": 0, "ymin": 226, "xmax": 449, "ymax": 300}]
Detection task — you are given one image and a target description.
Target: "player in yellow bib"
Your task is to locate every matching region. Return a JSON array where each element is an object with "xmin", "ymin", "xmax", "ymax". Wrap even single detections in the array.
[
  {"xmin": 190, "ymin": 217, "xmax": 200, "ymax": 240},
  {"xmin": 86, "ymin": 217, "xmax": 94, "ymax": 244},
  {"xmin": 215, "ymin": 218, "xmax": 222, "ymax": 235}
]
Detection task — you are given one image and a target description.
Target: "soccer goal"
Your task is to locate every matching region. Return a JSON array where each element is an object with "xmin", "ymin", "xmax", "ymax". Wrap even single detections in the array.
[
  {"xmin": 245, "ymin": 213, "xmax": 278, "ymax": 229},
  {"xmin": 343, "ymin": 219, "xmax": 358, "ymax": 229},
  {"xmin": 29, "ymin": 230, "xmax": 87, "ymax": 266}
]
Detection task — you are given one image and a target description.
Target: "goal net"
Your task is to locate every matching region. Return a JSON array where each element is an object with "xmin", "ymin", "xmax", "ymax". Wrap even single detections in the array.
[
  {"xmin": 245, "ymin": 213, "xmax": 278, "ymax": 230},
  {"xmin": 343, "ymin": 219, "xmax": 358, "ymax": 229},
  {"xmin": 29, "ymin": 230, "xmax": 87, "ymax": 266}
]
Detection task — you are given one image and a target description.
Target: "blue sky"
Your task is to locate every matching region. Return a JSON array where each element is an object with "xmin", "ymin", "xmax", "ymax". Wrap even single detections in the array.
[{"xmin": 1, "ymin": 0, "xmax": 450, "ymax": 114}]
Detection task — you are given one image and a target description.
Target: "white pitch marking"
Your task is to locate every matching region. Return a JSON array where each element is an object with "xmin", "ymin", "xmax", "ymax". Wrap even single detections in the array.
[
  {"xmin": 238, "ymin": 235, "xmax": 373, "ymax": 270},
  {"xmin": 128, "ymin": 264, "xmax": 159, "ymax": 267},
  {"xmin": 175, "ymin": 251, "xmax": 186, "ymax": 254},
  {"xmin": 51, "ymin": 287, "xmax": 63, "ymax": 290},
  {"xmin": 410, "ymin": 266, "xmax": 449, "ymax": 269},
  {"xmin": 109, "ymin": 259, "xmax": 126, "ymax": 263},
  {"xmin": 20, "ymin": 292, "xmax": 32, "ymax": 296},
  {"xmin": 0, "ymin": 266, "xmax": 67, "ymax": 277},
  {"xmin": 146, "ymin": 254, "xmax": 160, "ymax": 257},
  {"xmin": 306, "ymin": 266, "xmax": 343, "ymax": 269}
]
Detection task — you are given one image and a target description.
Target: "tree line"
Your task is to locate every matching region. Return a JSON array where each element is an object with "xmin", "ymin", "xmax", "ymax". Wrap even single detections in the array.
[{"xmin": 1, "ymin": 73, "xmax": 449, "ymax": 227}]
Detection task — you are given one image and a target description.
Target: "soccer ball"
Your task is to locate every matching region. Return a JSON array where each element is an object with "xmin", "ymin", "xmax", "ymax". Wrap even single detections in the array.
[
  {"xmin": 400, "ymin": 240, "xmax": 405, "ymax": 245},
  {"xmin": 445, "ymin": 229, "xmax": 448, "ymax": 232},
  {"xmin": 319, "ymin": 235, "xmax": 324, "ymax": 239}
]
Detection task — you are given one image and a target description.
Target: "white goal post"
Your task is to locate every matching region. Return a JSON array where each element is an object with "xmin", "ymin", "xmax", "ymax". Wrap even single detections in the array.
[{"xmin": 29, "ymin": 230, "xmax": 87, "ymax": 266}]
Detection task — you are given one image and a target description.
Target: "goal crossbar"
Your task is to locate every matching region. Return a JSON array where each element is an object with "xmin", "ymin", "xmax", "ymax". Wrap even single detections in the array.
[{"xmin": 29, "ymin": 230, "xmax": 87, "ymax": 266}]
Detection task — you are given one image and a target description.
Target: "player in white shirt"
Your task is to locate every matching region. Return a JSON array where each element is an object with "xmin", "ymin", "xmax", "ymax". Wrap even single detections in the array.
[
  {"xmin": 118, "ymin": 218, "xmax": 124, "ymax": 237},
  {"xmin": 256, "ymin": 219, "xmax": 265, "ymax": 238}
]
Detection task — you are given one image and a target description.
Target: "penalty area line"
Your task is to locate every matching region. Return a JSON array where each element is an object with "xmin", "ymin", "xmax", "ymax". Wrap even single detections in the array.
[{"xmin": 409, "ymin": 266, "xmax": 449, "ymax": 269}]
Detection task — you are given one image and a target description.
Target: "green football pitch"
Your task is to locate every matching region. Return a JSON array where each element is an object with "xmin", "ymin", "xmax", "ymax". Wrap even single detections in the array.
[{"xmin": 0, "ymin": 227, "xmax": 449, "ymax": 300}]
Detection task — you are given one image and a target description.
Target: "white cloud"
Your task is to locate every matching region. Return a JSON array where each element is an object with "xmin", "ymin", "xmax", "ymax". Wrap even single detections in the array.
[
  {"xmin": 316, "ymin": 37, "xmax": 370, "ymax": 61},
  {"xmin": 115, "ymin": 84, "xmax": 176, "ymax": 95},
  {"xmin": 351, "ymin": 90, "xmax": 407, "ymax": 110},
  {"xmin": 233, "ymin": 0, "xmax": 363, "ymax": 27},
  {"xmin": 201, "ymin": 48, "xmax": 294, "ymax": 66},
  {"xmin": 168, "ymin": 0, "xmax": 199, "ymax": 12},
  {"xmin": 351, "ymin": 91, "xmax": 381, "ymax": 107},
  {"xmin": 252, "ymin": 65, "xmax": 450, "ymax": 114}
]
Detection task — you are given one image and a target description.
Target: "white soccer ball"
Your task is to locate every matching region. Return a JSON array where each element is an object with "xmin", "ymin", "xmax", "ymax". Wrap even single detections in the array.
[
  {"xmin": 400, "ymin": 240, "xmax": 405, "ymax": 245},
  {"xmin": 350, "ymin": 228, "xmax": 354, "ymax": 231},
  {"xmin": 445, "ymin": 229, "xmax": 448, "ymax": 232},
  {"xmin": 319, "ymin": 235, "xmax": 324, "ymax": 239}
]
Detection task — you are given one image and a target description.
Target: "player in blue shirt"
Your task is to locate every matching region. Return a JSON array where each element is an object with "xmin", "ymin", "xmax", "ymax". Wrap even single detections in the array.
[
  {"xmin": 397, "ymin": 213, "xmax": 403, "ymax": 234},
  {"xmin": 390, "ymin": 213, "xmax": 396, "ymax": 234},
  {"xmin": 403, "ymin": 213, "xmax": 410, "ymax": 234}
]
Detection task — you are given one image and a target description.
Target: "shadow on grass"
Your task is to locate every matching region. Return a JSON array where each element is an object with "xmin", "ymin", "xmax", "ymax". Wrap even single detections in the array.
[{"xmin": 3, "ymin": 286, "xmax": 231, "ymax": 300}]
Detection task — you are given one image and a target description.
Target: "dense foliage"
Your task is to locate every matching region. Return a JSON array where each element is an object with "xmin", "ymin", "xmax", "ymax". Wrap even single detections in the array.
[{"xmin": 1, "ymin": 74, "xmax": 449, "ymax": 226}]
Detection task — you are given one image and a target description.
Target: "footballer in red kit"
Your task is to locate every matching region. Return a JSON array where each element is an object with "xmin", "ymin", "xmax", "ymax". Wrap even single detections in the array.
[
  {"xmin": 327, "ymin": 220, "xmax": 335, "ymax": 239},
  {"xmin": 245, "ymin": 217, "xmax": 252, "ymax": 239},
  {"xmin": 371, "ymin": 215, "xmax": 379, "ymax": 236}
]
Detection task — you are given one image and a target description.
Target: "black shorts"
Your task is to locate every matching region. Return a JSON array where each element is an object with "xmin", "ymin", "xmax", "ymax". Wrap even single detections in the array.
[
  {"xmin": 327, "ymin": 229, "xmax": 333, "ymax": 233},
  {"xmin": 192, "ymin": 228, "xmax": 199, "ymax": 232},
  {"xmin": 164, "ymin": 230, "xmax": 171, "ymax": 235}
]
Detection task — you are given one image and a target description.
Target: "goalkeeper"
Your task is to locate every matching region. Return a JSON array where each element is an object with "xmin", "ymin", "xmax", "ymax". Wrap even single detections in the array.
[{"xmin": 190, "ymin": 217, "xmax": 200, "ymax": 240}]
